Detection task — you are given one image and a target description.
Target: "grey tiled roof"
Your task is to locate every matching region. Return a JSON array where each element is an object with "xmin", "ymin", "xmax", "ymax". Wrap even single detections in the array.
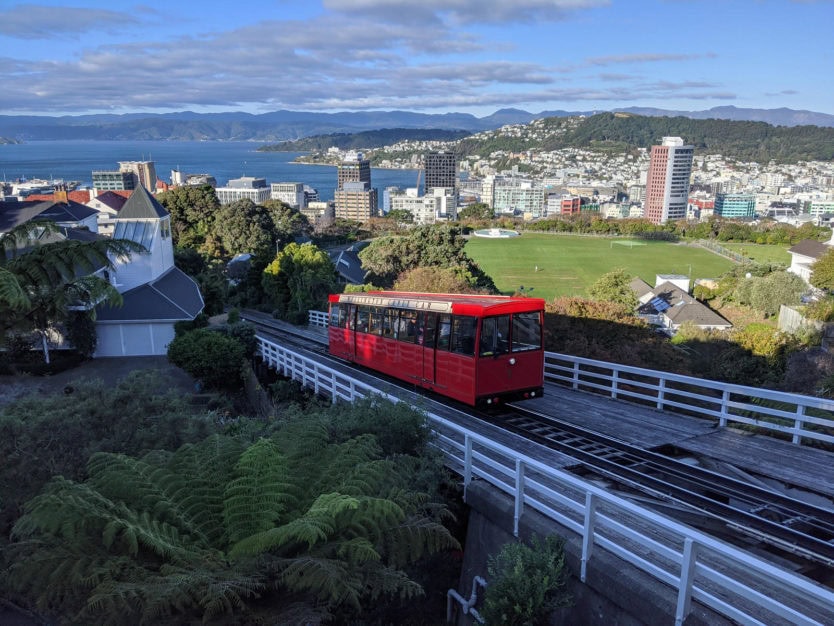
[
  {"xmin": 788, "ymin": 239, "xmax": 831, "ymax": 260},
  {"xmin": 96, "ymin": 267, "xmax": 204, "ymax": 322},
  {"xmin": 117, "ymin": 186, "xmax": 169, "ymax": 220}
]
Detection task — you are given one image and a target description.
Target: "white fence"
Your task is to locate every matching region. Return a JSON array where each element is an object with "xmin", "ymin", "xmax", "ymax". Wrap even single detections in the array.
[
  {"xmin": 544, "ymin": 353, "xmax": 834, "ymax": 447},
  {"xmin": 257, "ymin": 335, "xmax": 834, "ymax": 626},
  {"xmin": 308, "ymin": 309, "xmax": 834, "ymax": 447}
]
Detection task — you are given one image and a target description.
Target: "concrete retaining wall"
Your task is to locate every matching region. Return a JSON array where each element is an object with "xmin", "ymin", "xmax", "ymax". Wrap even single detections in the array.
[{"xmin": 451, "ymin": 481, "xmax": 732, "ymax": 626}]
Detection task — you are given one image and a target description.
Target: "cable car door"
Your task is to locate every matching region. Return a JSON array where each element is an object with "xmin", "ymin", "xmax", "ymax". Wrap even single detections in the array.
[{"xmin": 419, "ymin": 312, "xmax": 437, "ymax": 386}]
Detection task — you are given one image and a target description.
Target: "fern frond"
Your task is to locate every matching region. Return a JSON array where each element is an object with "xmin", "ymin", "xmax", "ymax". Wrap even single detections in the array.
[
  {"xmin": 223, "ymin": 437, "xmax": 295, "ymax": 543},
  {"xmin": 380, "ymin": 515, "xmax": 461, "ymax": 568},
  {"xmin": 335, "ymin": 537, "xmax": 381, "ymax": 564},
  {"xmin": 277, "ymin": 555, "xmax": 363, "ymax": 610},
  {"xmin": 356, "ymin": 562, "xmax": 425, "ymax": 602},
  {"xmin": 230, "ymin": 492, "xmax": 359, "ymax": 557},
  {"xmin": 310, "ymin": 434, "xmax": 382, "ymax": 494},
  {"xmin": 87, "ymin": 452, "xmax": 205, "ymax": 543}
]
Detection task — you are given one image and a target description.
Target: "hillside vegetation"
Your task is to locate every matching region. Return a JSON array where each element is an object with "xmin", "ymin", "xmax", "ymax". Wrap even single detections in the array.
[
  {"xmin": 455, "ymin": 113, "xmax": 834, "ymax": 163},
  {"xmin": 258, "ymin": 128, "xmax": 471, "ymax": 151}
]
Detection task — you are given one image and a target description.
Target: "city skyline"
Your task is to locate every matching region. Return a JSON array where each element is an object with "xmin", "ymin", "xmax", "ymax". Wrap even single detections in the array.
[{"xmin": 1, "ymin": 1, "xmax": 833, "ymax": 118}]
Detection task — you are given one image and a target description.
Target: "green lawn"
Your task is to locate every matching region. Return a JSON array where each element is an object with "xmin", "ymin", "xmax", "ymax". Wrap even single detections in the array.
[
  {"xmin": 718, "ymin": 242, "xmax": 791, "ymax": 266},
  {"xmin": 465, "ymin": 233, "xmax": 737, "ymax": 300}
]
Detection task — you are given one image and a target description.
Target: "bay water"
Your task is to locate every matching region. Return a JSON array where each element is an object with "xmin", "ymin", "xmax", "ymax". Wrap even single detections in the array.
[{"xmin": 0, "ymin": 140, "xmax": 422, "ymax": 207}]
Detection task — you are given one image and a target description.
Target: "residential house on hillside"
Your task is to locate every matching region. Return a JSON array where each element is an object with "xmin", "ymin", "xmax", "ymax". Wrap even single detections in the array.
[
  {"xmin": 631, "ymin": 277, "xmax": 732, "ymax": 333},
  {"xmin": 787, "ymin": 237, "xmax": 833, "ymax": 283},
  {"xmin": 94, "ymin": 186, "xmax": 204, "ymax": 357},
  {"xmin": 0, "ymin": 197, "xmax": 100, "ymax": 234},
  {"xmin": 86, "ymin": 190, "xmax": 131, "ymax": 236}
]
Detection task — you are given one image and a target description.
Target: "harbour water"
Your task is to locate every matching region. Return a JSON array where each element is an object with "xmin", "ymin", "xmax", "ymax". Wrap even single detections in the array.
[{"xmin": 0, "ymin": 140, "xmax": 422, "ymax": 206}]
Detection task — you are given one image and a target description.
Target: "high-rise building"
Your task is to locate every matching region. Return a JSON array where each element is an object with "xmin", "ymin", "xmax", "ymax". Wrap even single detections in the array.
[
  {"xmin": 715, "ymin": 193, "xmax": 756, "ymax": 218},
  {"xmin": 337, "ymin": 152, "xmax": 371, "ymax": 190},
  {"xmin": 334, "ymin": 181, "xmax": 378, "ymax": 221},
  {"xmin": 118, "ymin": 161, "xmax": 157, "ymax": 190},
  {"xmin": 424, "ymin": 151, "xmax": 457, "ymax": 193},
  {"xmin": 335, "ymin": 153, "xmax": 377, "ymax": 220},
  {"xmin": 644, "ymin": 137, "xmax": 694, "ymax": 224}
]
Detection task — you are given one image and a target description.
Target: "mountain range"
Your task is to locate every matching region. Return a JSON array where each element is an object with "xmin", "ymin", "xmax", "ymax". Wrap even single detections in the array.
[{"xmin": 0, "ymin": 106, "xmax": 832, "ymax": 143}]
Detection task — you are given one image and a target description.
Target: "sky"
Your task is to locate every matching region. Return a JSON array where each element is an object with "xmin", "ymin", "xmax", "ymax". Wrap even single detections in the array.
[{"xmin": 1, "ymin": 0, "xmax": 833, "ymax": 118}]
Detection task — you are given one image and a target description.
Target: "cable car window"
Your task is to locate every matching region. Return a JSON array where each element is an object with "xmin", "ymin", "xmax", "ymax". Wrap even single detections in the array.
[
  {"xmin": 437, "ymin": 314, "xmax": 451, "ymax": 351},
  {"xmin": 329, "ymin": 304, "xmax": 341, "ymax": 327},
  {"xmin": 396, "ymin": 310, "xmax": 418, "ymax": 343},
  {"xmin": 452, "ymin": 316, "xmax": 477, "ymax": 356},
  {"xmin": 512, "ymin": 312, "xmax": 542, "ymax": 352},
  {"xmin": 382, "ymin": 308, "xmax": 397, "ymax": 338},
  {"xmin": 357, "ymin": 306, "xmax": 370, "ymax": 333},
  {"xmin": 346, "ymin": 305, "xmax": 356, "ymax": 330},
  {"xmin": 480, "ymin": 315, "xmax": 510, "ymax": 356},
  {"xmin": 368, "ymin": 306, "xmax": 385, "ymax": 336},
  {"xmin": 419, "ymin": 312, "xmax": 437, "ymax": 347}
]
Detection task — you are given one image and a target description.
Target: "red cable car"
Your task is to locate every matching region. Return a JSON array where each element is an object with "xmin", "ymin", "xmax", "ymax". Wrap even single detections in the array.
[{"xmin": 328, "ymin": 291, "xmax": 545, "ymax": 406}]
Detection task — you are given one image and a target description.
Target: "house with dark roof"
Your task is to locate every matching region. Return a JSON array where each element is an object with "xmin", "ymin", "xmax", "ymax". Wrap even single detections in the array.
[
  {"xmin": 0, "ymin": 198, "xmax": 99, "ymax": 234},
  {"xmin": 787, "ymin": 237, "xmax": 833, "ymax": 283},
  {"xmin": 632, "ymin": 278, "xmax": 732, "ymax": 333},
  {"xmin": 94, "ymin": 186, "xmax": 204, "ymax": 357}
]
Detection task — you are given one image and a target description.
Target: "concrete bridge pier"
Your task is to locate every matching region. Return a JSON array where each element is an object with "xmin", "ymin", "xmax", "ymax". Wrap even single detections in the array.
[{"xmin": 451, "ymin": 481, "xmax": 733, "ymax": 626}]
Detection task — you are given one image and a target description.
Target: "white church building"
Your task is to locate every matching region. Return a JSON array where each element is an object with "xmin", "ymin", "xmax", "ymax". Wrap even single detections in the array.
[{"xmin": 94, "ymin": 186, "xmax": 204, "ymax": 357}]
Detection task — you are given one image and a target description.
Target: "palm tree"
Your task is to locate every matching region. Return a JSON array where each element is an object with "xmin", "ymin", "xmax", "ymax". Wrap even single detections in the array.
[{"xmin": 1, "ymin": 219, "xmax": 143, "ymax": 363}]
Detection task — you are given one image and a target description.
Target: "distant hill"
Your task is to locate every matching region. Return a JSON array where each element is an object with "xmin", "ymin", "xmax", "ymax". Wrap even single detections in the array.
[
  {"xmin": 0, "ymin": 106, "xmax": 831, "ymax": 142},
  {"xmin": 259, "ymin": 128, "xmax": 471, "ymax": 151},
  {"xmin": 454, "ymin": 113, "xmax": 834, "ymax": 163}
]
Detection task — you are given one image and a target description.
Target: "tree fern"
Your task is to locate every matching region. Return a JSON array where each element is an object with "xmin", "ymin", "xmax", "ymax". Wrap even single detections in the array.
[{"xmin": 223, "ymin": 437, "xmax": 296, "ymax": 542}]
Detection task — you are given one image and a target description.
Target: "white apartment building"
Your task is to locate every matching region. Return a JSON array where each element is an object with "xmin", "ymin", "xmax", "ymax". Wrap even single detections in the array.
[{"xmin": 389, "ymin": 188, "xmax": 441, "ymax": 225}]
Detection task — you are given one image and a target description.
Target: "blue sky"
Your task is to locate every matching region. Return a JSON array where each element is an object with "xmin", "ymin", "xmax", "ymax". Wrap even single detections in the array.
[{"xmin": 1, "ymin": 0, "xmax": 832, "ymax": 117}]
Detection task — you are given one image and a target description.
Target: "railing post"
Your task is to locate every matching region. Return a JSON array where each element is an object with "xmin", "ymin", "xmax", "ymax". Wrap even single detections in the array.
[
  {"xmin": 611, "ymin": 370, "xmax": 619, "ymax": 400},
  {"xmin": 514, "ymin": 459, "xmax": 525, "ymax": 537},
  {"xmin": 572, "ymin": 361, "xmax": 581, "ymax": 390},
  {"xmin": 793, "ymin": 405, "xmax": 805, "ymax": 445},
  {"xmin": 675, "ymin": 538, "xmax": 698, "ymax": 626},
  {"xmin": 656, "ymin": 377, "xmax": 666, "ymax": 410},
  {"xmin": 464, "ymin": 436, "xmax": 473, "ymax": 501},
  {"xmin": 719, "ymin": 389, "xmax": 730, "ymax": 428},
  {"xmin": 581, "ymin": 492, "xmax": 597, "ymax": 582}
]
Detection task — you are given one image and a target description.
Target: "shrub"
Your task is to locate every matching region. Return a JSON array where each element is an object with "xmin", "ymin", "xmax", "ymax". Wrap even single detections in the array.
[
  {"xmin": 482, "ymin": 535, "xmax": 572, "ymax": 626},
  {"xmin": 167, "ymin": 329, "xmax": 246, "ymax": 390}
]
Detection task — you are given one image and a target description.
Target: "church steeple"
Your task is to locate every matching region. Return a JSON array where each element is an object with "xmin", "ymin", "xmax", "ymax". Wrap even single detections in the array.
[{"xmin": 116, "ymin": 184, "xmax": 168, "ymax": 220}]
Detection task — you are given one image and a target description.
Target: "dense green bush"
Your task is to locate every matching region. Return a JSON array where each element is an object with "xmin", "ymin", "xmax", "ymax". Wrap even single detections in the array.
[
  {"xmin": 482, "ymin": 535, "xmax": 572, "ymax": 626},
  {"xmin": 167, "ymin": 328, "xmax": 246, "ymax": 390},
  {"xmin": 0, "ymin": 371, "xmax": 219, "ymax": 539}
]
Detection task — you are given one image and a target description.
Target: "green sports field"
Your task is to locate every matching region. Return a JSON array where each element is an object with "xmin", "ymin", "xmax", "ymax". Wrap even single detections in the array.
[{"xmin": 465, "ymin": 233, "xmax": 737, "ymax": 300}]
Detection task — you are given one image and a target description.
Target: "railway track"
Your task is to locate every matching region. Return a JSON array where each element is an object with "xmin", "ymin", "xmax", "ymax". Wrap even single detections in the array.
[{"xmin": 243, "ymin": 312, "xmax": 834, "ymax": 576}]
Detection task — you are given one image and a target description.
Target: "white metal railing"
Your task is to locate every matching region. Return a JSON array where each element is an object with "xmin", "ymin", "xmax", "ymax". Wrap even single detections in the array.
[
  {"xmin": 309, "ymin": 309, "xmax": 834, "ymax": 447},
  {"xmin": 256, "ymin": 335, "xmax": 834, "ymax": 626},
  {"xmin": 308, "ymin": 309, "xmax": 330, "ymax": 328},
  {"xmin": 545, "ymin": 352, "xmax": 834, "ymax": 446}
]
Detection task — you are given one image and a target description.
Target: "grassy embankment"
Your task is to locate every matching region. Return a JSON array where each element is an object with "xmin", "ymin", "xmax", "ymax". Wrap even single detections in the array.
[{"xmin": 465, "ymin": 233, "xmax": 738, "ymax": 301}]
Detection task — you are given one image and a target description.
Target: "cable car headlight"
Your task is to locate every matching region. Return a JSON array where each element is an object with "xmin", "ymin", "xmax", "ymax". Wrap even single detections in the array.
[{"xmin": 509, "ymin": 358, "xmax": 516, "ymax": 365}]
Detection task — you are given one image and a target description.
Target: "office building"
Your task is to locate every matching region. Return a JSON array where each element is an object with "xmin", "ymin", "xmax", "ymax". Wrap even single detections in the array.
[
  {"xmin": 270, "ymin": 182, "xmax": 306, "ymax": 209},
  {"xmin": 714, "ymin": 193, "xmax": 756, "ymax": 218},
  {"xmin": 337, "ymin": 152, "xmax": 371, "ymax": 189},
  {"xmin": 334, "ymin": 181, "xmax": 378, "ymax": 221},
  {"xmin": 644, "ymin": 137, "xmax": 694, "ymax": 224},
  {"xmin": 424, "ymin": 151, "xmax": 457, "ymax": 193},
  {"xmin": 335, "ymin": 153, "xmax": 377, "ymax": 220},
  {"xmin": 215, "ymin": 176, "xmax": 271, "ymax": 205},
  {"xmin": 92, "ymin": 170, "xmax": 136, "ymax": 192},
  {"xmin": 118, "ymin": 161, "xmax": 157, "ymax": 191}
]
